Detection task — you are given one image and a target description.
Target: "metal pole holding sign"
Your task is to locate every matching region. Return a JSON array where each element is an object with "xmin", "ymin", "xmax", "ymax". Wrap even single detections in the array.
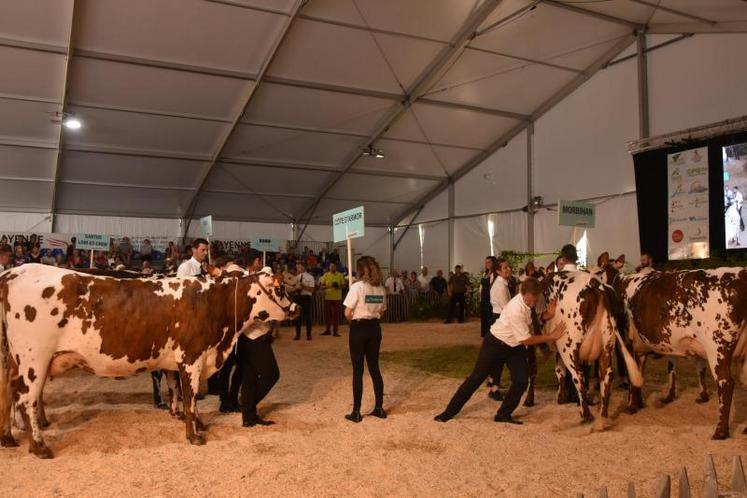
[
  {"xmin": 263, "ymin": 251, "xmax": 267, "ymax": 267},
  {"xmin": 347, "ymin": 239, "xmax": 353, "ymax": 288},
  {"xmin": 90, "ymin": 249, "xmax": 94, "ymax": 269}
]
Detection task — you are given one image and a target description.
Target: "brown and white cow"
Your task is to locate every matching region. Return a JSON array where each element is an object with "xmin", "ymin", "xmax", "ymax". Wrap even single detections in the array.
[
  {"xmin": 541, "ymin": 271, "xmax": 642, "ymax": 424},
  {"xmin": 608, "ymin": 267, "xmax": 747, "ymax": 439},
  {"xmin": 0, "ymin": 264, "xmax": 298, "ymax": 458}
]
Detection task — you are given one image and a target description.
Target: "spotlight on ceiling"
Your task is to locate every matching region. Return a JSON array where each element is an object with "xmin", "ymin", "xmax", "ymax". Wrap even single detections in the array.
[
  {"xmin": 362, "ymin": 145, "xmax": 384, "ymax": 159},
  {"xmin": 63, "ymin": 116, "xmax": 82, "ymax": 130}
]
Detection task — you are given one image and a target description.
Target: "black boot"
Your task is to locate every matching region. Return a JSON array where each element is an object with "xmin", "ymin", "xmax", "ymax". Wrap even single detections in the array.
[
  {"xmin": 369, "ymin": 407, "xmax": 387, "ymax": 419},
  {"xmin": 345, "ymin": 411, "xmax": 362, "ymax": 423}
]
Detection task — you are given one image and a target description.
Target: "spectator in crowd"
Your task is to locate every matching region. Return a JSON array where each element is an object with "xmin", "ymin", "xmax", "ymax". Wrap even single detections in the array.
[
  {"xmin": 53, "ymin": 253, "xmax": 66, "ymax": 268},
  {"xmin": 320, "ymin": 262, "xmax": 345, "ymax": 337},
  {"xmin": 27, "ymin": 244, "xmax": 42, "ymax": 264},
  {"xmin": 24, "ymin": 235, "xmax": 38, "ymax": 254},
  {"xmin": 445, "ymin": 265, "xmax": 469, "ymax": 324},
  {"xmin": 405, "ymin": 271, "xmax": 421, "ymax": 297},
  {"xmin": 636, "ymin": 252, "xmax": 654, "ymax": 272},
  {"xmin": 520, "ymin": 261, "xmax": 537, "ymax": 282},
  {"xmin": 12, "ymin": 245, "xmax": 27, "ymax": 267},
  {"xmin": 328, "ymin": 248, "xmax": 340, "ymax": 265},
  {"xmin": 165, "ymin": 241, "xmax": 179, "ymax": 266},
  {"xmin": 118, "ymin": 237, "xmax": 134, "ymax": 266},
  {"xmin": 66, "ymin": 237, "xmax": 76, "ymax": 262},
  {"xmin": 140, "ymin": 238, "xmax": 154, "ymax": 262},
  {"xmin": 385, "ymin": 269, "xmax": 405, "ymax": 294},
  {"xmin": 480, "ymin": 256, "xmax": 499, "ymax": 338},
  {"xmin": 93, "ymin": 250, "xmax": 108, "ymax": 269},
  {"xmin": 293, "ymin": 261, "xmax": 315, "ymax": 341},
  {"xmin": 40, "ymin": 248, "xmax": 54, "ymax": 266},
  {"xmin": 417, "ymin": 267, "xmax": 432, "ymax": 294},
  {"xmin": 306, "ymin": 249, "xmax": 318, "ymax": 268},
  {"xmin": 430, "ymin": 269, "xmax": 447, "ymax": 295},
  {"xmin": 0, "ymin": 244, "xmax": 12, "ymax": 270},
  {"xmin": 141, "ymin": 260, "xmax": 154, "ymax": 275},
  {"xmin": 613, "ymin": 254, "xmax": 625, "ymax": 270}
]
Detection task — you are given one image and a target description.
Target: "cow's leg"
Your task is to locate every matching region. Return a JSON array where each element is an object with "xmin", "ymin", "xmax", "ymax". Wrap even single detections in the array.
[
  {"xmin": 660, "ymin": 359, "xmax": 677, "ymax": 404},
  {"xmin": 626, "ymin": 354, "xmax": 647, "ymax": 414},
  {"xmin": 555, "ymin": 354, "xmax": 568, "ymax": 404},
  {"xmin": 568, "ymin": 364, "xmax": 593, "ymax": 423},
  {"xmin": 165, "ymin": 371, "xmax": 181, "ymax": 418},
  {"xmin": 37, "ymin": 391, "xmax": 49, "ymax": 428},
  {"xmin": 523, "ymin": 346, "xmax": 537, "ymax": 407},
  {"xmin": 706, "ymin": 345, "xmax": 734, "ymax": 440},
  {"xmin": 598, "ymin": 342, "xmax": 614, "ymax": 420},
  {"xmin": 177, "ymin": 363, "xmax": 205, "ymax": 445},
  {"xmin": 694, "ymin": 358, "xmax": 710, "ymax": 403},
  {"xmin": 14, "ymin": 365, "xmax": 52, "ymax": 458}
]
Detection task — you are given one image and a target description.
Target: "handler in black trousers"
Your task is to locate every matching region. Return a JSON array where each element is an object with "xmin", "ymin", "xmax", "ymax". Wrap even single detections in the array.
[
  {"xmin": 435, "ymin": 278, "xmax": 566, "ymax": 424},
  {"xmin": 237, "ymin": 329, "xmax": 280, "ymax": 427},
  {"xmin": 342, "ymin": 255, "xmax": 387, "ymax": 423}
]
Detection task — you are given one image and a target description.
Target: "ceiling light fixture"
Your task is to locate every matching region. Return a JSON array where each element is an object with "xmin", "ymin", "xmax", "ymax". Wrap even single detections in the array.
[
  {"xmin": 63, "ymin": 117, "xmax": 82, "ymax": 130},
  {"xmin": 362, "ymin": 145, "xmax": 384, "ymax": 159}
]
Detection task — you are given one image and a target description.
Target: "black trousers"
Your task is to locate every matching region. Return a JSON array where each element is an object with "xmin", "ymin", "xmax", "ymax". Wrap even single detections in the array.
[
  {"xmin": 236, "ymin": 334, "xmax": 280, "ymax": 422},
  {"xmin": 349, "ymin": 319, "xmax": 384, "ymax": 412},
  {"xmin": 294, "ymin": 294, "xmax": 313, "ymax": 338},
  {"xmin": 443, "ymin": 334, "xmax": 529, "ymax": 419},
  {"xmin": 447, "ymin": 292, "xmax": 466, "ymax": 323},
  {"xmin": 218, "ymin": 351, "xmax": 242, "ymax": 407},
  {"xmin": 479, "ymin": 303, "xmax": 494, "ymax": 337}
]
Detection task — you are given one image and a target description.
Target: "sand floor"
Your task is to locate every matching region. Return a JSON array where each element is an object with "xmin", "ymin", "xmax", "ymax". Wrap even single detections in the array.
[{"xmin": 1, "ymin": 322, "xmax": 746, "ymax": 497}]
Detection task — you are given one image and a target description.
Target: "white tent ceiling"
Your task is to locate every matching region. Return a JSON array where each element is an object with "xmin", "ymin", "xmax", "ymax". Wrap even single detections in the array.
[{"xmin": 1, "ymin": 0, "xmax": 746, "ymax": 228}]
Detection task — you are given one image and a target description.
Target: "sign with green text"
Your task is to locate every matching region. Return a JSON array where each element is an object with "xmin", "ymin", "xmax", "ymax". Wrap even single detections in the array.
[{"xmin": 558, "ymin": 200, "xmax": 595, "ymax": 228}]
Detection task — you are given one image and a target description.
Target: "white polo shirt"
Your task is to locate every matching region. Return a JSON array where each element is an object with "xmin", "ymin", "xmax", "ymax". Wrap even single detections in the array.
[
  {"xmin": 490, "ymin": 275, "xmax": 511, "ymax": 314},
  {"xmin": 417, "ymin": 273, "xmax": 432, "ymax": 292},
  {"xmin": 343, "ymin": 281, "xmax": 387, "ymax": 320},
  {"xmin": 490, "ymin": 294, "xmax": 532, "ymax": 347},
  {"xmin": 177, "ymin": 257, "xmax": 203, "ymax": 277},
  {"xmin": 298, "ymin": 272, "xmax": 315, "ymax": 296}
]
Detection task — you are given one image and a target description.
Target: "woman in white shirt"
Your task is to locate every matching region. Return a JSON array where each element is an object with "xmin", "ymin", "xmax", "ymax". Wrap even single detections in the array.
[{"xmin": 342, "ymin": 256, "xmax": 387, "ymax": 423}]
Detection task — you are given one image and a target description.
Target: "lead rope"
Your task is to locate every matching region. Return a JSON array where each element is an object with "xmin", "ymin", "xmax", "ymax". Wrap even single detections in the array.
[{"xmin": 234, "ymin": 277, "xmax": 239, "ymax": 354}]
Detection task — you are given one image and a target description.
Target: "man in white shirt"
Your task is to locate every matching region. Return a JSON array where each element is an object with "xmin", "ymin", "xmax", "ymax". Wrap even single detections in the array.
[
  {"xmin": 735, "ymin": 186, "xmax": 745, "ymax": 231},
  {"xmin": 293, "ymin": 261, "xmax": 316, "ymax": 341},
  {"xmin": 435, "ymin": 278, "xmax": 565, "ymax": 424},
  {"xmin": 558, "ymin": 244, "xmax": 578, "ymax": 272},
  {"xmin": 177, "ymin": 238, "xmax": 208, "ymax": 277},
  {"xmin": 417, "ymin": 267, "xmax": 433, "ymax": 293},
  {"xmin": 385, "ymin": 270, "xmax": 404, "ymax": 294},
  {"xmin": 486, "ymin": 259, "xmax": 513, "ymax": 400}
]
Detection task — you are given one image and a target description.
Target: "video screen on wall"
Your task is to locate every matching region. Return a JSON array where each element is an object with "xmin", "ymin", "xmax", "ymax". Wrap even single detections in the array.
[{"xmin": 723, "ymin": 143, "xmax": 747, "ymax": 249}]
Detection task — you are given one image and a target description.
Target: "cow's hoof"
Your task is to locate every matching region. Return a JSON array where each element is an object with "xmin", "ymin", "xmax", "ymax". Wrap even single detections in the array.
[
  {"xmin": 625, "ymin": 406, "xmax": 639, "ymax": 415},
  {"xmin": 659, "ymin": 394, "xmax": 675, "ymax": 405},
  {"xmin": 155, "ymin": 401, "xmax": 168, "ymax": 410},
  {"xmin": 581, "ymin": 414, "xmax": 594, "ymax": 424},
  {"xmin": 29, "ymin": 441, "xmax": 53, "ymax": 459},
  {"xmin": 711, "ymin": 429, "xmax": 729, "ymax": 440},
  {"xmin": 0, "ymin": 434, "xmax": 18, "ymax": 447},
  {"xmin": 695, "ymin": 392, "xmax": 710, "ymax": 404},
  {"xmin": 195, "ymin": 418, "xmax": 207, "ymax": 432},
  {"xmin": 742, "ymin": 426, "xmax": 747, "ymax": 435},
  {"xmin": 188, "ymin": 434, "xmax": 206, "ymax": 446}
]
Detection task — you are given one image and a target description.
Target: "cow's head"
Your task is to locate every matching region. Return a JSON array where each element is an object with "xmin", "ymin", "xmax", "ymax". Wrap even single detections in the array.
[{"xmin": 245, "ymin": 267, "xmax": 300, "ymax": 327}]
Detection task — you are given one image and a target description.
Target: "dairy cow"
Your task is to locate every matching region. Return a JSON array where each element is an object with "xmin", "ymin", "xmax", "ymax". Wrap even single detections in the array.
[{"xmin": 0, "ymin": 264, "xmax": 298, "ymax": 458}]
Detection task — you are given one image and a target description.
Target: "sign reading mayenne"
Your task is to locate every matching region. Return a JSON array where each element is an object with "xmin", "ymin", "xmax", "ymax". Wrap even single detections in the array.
[
  {"xmin": 333, "ymin": 206, "xmax": 365, "ymax": 243},
  {"xmin": 558, "ymin": 200, "xmax": 596, "ymax": 228},
  {"xmin": 75, "ymin": 233, "xmax": 111, "ymax": 251}
]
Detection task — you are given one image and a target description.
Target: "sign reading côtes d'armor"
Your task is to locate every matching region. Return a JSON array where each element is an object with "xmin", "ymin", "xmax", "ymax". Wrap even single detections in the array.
[{"xmin": 332, "ymin": 206, "xmax": 365, "ymax": 243}]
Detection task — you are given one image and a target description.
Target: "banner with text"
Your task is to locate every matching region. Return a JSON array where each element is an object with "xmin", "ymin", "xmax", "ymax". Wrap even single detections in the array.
[{"xmin": 667, "ymin": 146, "xmax": 710, "ymax": 260}]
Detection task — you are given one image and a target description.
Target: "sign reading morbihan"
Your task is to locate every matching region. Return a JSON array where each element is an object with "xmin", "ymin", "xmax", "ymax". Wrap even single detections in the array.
[
  {"xmin": 75, "ymin": 233, "xmax": 111, "ymax": 251},
  {"xmin": 333, "ymin": 206, "xmax": 365, "ymax": 243},
  {"xmin": 251, "ymin": 237, "xmax": 280, "ymax": 253},
  {"xmin": 558, "ymin": 200, "xmax": 596, "ymax": 228}
]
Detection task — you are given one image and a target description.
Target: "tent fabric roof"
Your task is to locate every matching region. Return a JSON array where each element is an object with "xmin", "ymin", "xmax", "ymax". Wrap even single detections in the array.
[{"xmin": 1, "ymin": 0, "xmax": 746, "ymax": 227}]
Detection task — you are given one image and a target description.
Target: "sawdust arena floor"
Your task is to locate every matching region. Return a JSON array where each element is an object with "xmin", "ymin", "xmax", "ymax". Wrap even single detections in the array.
[{"xmin": 1, "ymin": 322, "xmax": 746, "ymax": 497}]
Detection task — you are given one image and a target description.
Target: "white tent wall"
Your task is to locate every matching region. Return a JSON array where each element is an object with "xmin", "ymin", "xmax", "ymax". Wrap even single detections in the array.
[
  {"xmin": 56, "ymin": 214, "xmax": 178, "ymax": 237},
  {"xmin": 391, "ymin": 225, "xmax": 421, "ymax": 273},
  {"xmin": 0, "ymin": 212, "xmax": 53, "ymax": 233},
  {"xmin": 648, "ymin": 34, "xmax": 747, "ymax": 137},
  {"xmin": 186, "ymin": 219, "xmax": 291, "ymax": 241},
  {"xmin": 454, "ymin": 212, "xmax": 527, "ymax": 274}
]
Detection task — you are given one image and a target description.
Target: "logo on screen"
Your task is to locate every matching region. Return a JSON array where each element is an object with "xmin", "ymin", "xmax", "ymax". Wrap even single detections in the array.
[{"xmin": 672, "ymin": 230, "xmax": 684, "ymax": 243}]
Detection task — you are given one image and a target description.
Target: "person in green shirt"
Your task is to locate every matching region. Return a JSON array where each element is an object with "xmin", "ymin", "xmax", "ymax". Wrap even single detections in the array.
[{"xmin": 321, "ymin": 262, "xmax": 346, "ymax": 337}]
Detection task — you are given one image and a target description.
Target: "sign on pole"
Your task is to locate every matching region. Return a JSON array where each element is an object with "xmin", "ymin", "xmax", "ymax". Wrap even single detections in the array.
[
  {"xmin": 251, "ymin": 237, "xmax": 280, "ymax": 253},
  {"xmin": 333, "ymin": 206, "xmax": 365, "ymax": 287},
  {"xmin": 75, "ymin": 233, "xmax": 111, "ymax": 251},
  {"xmin": 333, "ymin": 206, "xmax": 365, "ymax": 243},
  {"xmin": 558, "ymin": 200, "xmax": 596, "ymax": 228},
  {"xmin": 200, "ymin": 215, "xmax": 213, "ymax": 237}
]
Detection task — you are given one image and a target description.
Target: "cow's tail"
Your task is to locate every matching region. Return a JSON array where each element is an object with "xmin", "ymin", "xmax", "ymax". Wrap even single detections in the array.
[{"xmin": 602, "ymin": 285, "xmax": 643, "ymax": 388}]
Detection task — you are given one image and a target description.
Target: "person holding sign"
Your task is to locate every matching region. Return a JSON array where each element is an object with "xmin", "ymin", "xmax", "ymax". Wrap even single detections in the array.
[
  {"xmin": 342, "ymin": 256, "xmax": 387, "ymax": 423},
  {"xmin": 320, "ymin": 262, "xmax": 346, "ymax": 337}
]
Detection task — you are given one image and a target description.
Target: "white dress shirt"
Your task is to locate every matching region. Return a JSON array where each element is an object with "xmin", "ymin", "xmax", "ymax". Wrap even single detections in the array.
[
  {"xmin": 298, "ymin": 272, "xmax": 315, "ymax": 296},
  {"xmin": 490, "ymin": 294, "xmax": 532, "ymax": 347},
  {"xmin": 385, "ymin": 276, "xmax": 404, "ymax": 294},
  {"xmin": 177, "ymin": 257, "xmax": 203, "ymax": 277},
  {"xmin": 490, "ymin": 275, "xmax": 511, "ymax": 315},
  {"xmin": 417, "ymin": 274, "xmax": 432, "ymax": 292},
  {"xmin": 562, "ymin": 263, "xmax": 578, "ymax": 272}
]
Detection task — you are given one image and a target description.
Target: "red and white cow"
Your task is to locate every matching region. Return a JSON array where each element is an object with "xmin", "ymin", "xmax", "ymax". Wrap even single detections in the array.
[
  {"xmin": 541, "ymin": 271, "xmax": 642, "ymax": 424},
  {"xmin": 0, "ymin": 264, "xmax": 298, "ymax": 458},
  {"xmin": 610, "ymin": 267, "xmax": 747, "ymax": 439}
]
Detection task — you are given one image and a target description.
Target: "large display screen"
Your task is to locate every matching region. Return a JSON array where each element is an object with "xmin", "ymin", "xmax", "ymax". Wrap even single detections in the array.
[{"xmin": 722, "ymin": 143, "xmax": 746, "ymax": 249}]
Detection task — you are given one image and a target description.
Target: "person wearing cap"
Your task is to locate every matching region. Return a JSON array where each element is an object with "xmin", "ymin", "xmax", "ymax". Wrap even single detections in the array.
[
  {"xmin": 435, "ymin": 279, "xmax": 565, "ymax": 424},
  {"xmin": 342, "ymin": 255, "xmax": 387, "ymax": 423}
]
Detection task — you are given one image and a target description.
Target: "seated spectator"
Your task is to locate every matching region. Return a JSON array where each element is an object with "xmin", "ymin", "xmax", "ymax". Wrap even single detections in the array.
[
  {"xmin": 306, "ymin": 249, "xmax": 318, "ymax": 267},
  {"xmin": 12, "ymin": 244, "xmax": 27, "ymax": 267},
  {"xmin": 328, "ymin": 248, "xmax": 340, "ymax": 265},
  {"xmin": 430, "ymin": 269, "xmax": 447, "ymax": 295},
  {"xmin": 405, "ymin": 271, "xmax": 421, "ymax": 297},
  {"xmin": 113, "ymin": 256, "xmax": 126, "ymax": 271},
  {"xmin": 24, "ymin": 234, "xmax": 38, "ymax": 253},
  {"xmin": 94, "ymin": 251, "xmax": 109, "ymax": 269},
  {"xmin": 385, "ymin": 269, "xmax": 405, "ymax": 294},
  {"xmin": 0, "ymin": 244, "xmax": 12, "ymax": 270},
  {"xmin": 53, "ymin": 253, "xmax": 66, "ymax": 268},
  {"xmin": 140, "ymin": 238, "xmax": 154, "ymax": 261},
  {"xmin": 520, "ymin": 261, "xmax": 537, "ymax": 282},
  {"xmin": 27, "ymin": 244, "xmax": 42, "ymax": 264},
  {"xmin": 40, "ymin": 248, "xmax": 55, "ymax": 266},
  {"xmin": 141, "ymin": 260, "xmax": 154, "ymax": 275},
  {"xmin": 118, "ymin": 237, "xmax": 134, "ymax": 266},
  {"xmin": 71, "ymin": 249, "xmax": 86, "ymax": 269}
]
